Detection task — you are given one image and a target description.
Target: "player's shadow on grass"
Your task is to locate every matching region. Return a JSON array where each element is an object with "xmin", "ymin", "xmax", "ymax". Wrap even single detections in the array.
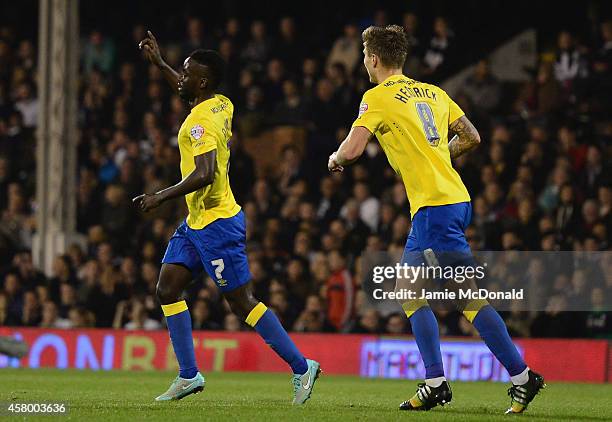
[{"xmin": 445, "ymin": 408, "xmax": 610, "ymax": 421}]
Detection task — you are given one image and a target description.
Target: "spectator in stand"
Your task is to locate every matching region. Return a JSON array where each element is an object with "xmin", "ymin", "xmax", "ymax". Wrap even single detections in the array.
[
  {"xmin": 555, "ymin": 184, "xmax": 579, "ymax": 244},
  {"xmin": 121, "ymin": 300, "xmax": 162, "ymax": 330},
  {"xmin": 57, "ymin": 283, "xmax": 78, "ymax": 319},
  {"xmin": 316, "ymin": 177, "xmax": 342, "ymax": 226},
  {"xmin": 275, "ymin": 17, "xmax": 301, "ymax": 72},
  {"xmin": 274, "ymin": 79, "xmax": 308, "ymax": 126},
  {"xmin": 39, "ymin": 300, "xmax": 71, "ymax": 329},
  {"xmin": 385, "ymin": 313, "xmax": 408, "ymax": 335},
  {"xmin": 504, "ymin": 300, "xmax": 532, "ymax": 338},
  {"xmin": 460, "ymin": 60, "xmax": 501, "ymax": 115},
  {"xmin": 538, "ymin": 165, "xmax": 570, "ymax": 214},
  {"xmin": 310, "ymin": 77, "xmax": 342, "ymax": 136},
  {"xmin": 401, "ymin": 13, "xmax": 423, "ymax": 79},
  {"xmin": 16, "ymin": 40, "xmax": 36, "ymax": 72},
  {"xmin": 11, "ymin": 250, "xmax": 45, "ymax": 291},
  {"xmin": 326, "ymin": 23, "xmax": 361, "ymax": 76},
  {"xmin": 349, "ymin": 309, "xmax": 381, "ymax": 334},
  {"xmin": 582, "ymin": 146, "xmax": 608, "ymax": 196},
  {"xmin": 402, "ymin": 12, "xmax": 420, "ymax": 52},
  {"xmin": 584, "ymin": 287, "xmax": 610, "ymax": 338},
  {"xmin": 557, "ymin": 124, "xmax": 587, "ymax": 173},
  {"xmin": 20, "ymin": 290, "xmax": 40, "ymax": 326},
  {"xmin": 87, "ymin": 266, "xmax": 127, "ymax": 327},
  {"xmin": 2, "ymin": 272, "xmax": 23, "ymax": 325},
  {"xmin": 1, "ymin": 182, "xmax": 32, "ymax": 252},
  {"xmin": 580, "ymin": 199, "xmax": 602, "ymax": 239},
  {"xmin": 67, "ymin": 306, "xmax": 95, "ymax": 328},
  {"xmin": 13, "ymin": 82, "xmax": 37, "ymax": 128},
  {"xmin": 593, "ymin": 21, "xmax": 612, "ymax": 108},
  {"xmin": 531, "ymin": 295, "xmax": 581, "ymax": 338},
  {"xmin": 182, "ymin": 18, "xmax": 216, "ymax": 55},
  {"xmin": 327, "ymin": 62, "xmax": 356, "ymax": 114},
  {"xmin": 300, "ymin": 57, "xmax": 320, "ymax": 100},
  {"xmin": 598, "ymin": 186, "xmax": 611, "ymax": 220},
  {"xmin": 224, "ymin": 313, "xmax": 242, "ymax": 332},
  {"xmin": 47, "ymin": 255, "xmax": 76, "ymax": 301},
  {"xmin": 82, "ymin": 30, "xmax": 115, "ymax": 74},
  {"xmin": 263, "ymin": 59, "xmax": 286, "ymax": 107},
  {"xmin": 102, "ymin": 185, "xmax": 133, "ymax": 253},
  {"xmin": 422, "ymin": 17, "xmax": 455, "ymax": 83},
  {"xmin": 553, "ymin": 31, "xmax": 588, "ymax": 90},
  {"xmin": 325, "ymin": 250, "xmax": 354, "ymax": 331},
  {"xmin": 240, "ymin": 20, "xmax": 270, "ymax": 72},
  {"xmin": 353, "ymin": 182, "xmax": 380, "ymax": 232},
  {"xmin": 191, "ymin": 299, "xmax": 221, "ymax": 330},
  {"xmin": 512, "ymin": 199, "xmax": 540, "ymax": 250},
  {"xmin": 0, "ymin": 293, "xmax": 7, "ymax": 326},
  {"xmin": 223, "ymin": 18, "xmax": 242, "ymax": 45}
]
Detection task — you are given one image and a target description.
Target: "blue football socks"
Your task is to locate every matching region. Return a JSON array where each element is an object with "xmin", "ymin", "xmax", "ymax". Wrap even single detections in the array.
[
  {"xmin": 162, "ymin": 300, "xmax": 198, "ymax": 379},
  {"xmin": 471, "ymin": 305, "xmax": 527, "ymax": 376},
  {"xmin": 246, "ymin": 302, "xmax": 308, "ymax": 375},
  {"xmin": 408, "ymin": 306, "xmax": 445, "ymax": 379}
]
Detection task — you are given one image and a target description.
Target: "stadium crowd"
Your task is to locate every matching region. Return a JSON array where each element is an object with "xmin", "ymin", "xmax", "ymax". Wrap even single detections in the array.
[{"xmin": 0, "ymin": 11, "xmax": 610, "ymax": 339}]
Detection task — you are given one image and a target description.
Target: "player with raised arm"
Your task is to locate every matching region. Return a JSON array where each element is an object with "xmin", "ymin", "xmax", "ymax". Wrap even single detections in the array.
[
  {"xmin": 135, "ymin": 31, "xmax": 320, "ymax": 404},
  {"xmin": 328, "ymin": 25, "xmax": 544, "ymax": 414}
]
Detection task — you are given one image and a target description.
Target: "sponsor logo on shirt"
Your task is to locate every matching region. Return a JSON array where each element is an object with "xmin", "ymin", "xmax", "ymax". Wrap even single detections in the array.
[
  {"xmin": 358, "ymin": 102, "xmax": 368, "ymax": 117},
  {"xmin": 190, "ymin": 124, "xmax": 205, "ymax": 140}
]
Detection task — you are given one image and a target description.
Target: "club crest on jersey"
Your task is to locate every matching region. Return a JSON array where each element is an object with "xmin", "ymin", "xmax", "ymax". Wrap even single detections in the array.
[
  {"xmin": 358, "ymin": 102, "xmax": 368, "ymax": 117},
  {"xmin": 190, "ymin": 124, "xmax": 205, "ymax": 140}
]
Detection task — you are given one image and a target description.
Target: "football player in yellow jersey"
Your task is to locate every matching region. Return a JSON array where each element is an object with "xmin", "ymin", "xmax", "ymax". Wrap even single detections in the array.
[
  {"xmin": 134, "ymin": 31, "xmax": 320, "ymax": 404},
  {"xmin": 328, "ymin": 25, "xmax": 543, "ymax": 414}
]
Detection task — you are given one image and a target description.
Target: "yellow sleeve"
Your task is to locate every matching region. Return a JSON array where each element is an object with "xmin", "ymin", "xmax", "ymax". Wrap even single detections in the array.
[
  {"xmin": 352, "ymin": 90, "xmax": 384, "ymax": 134},
  {"xmin": 188, "ymin": 116, "xmax": 218, "ymax": 156},
  {"xmin": 446, "ymin": 91, "xmax": 465, "ymax": 124}
]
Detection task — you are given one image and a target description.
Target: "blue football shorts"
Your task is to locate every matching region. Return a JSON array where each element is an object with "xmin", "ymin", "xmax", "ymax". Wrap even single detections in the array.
[
  {"xmin": 162, "ymin": 210, "xmax": 252, "ymax": 292},
  {"xmin": 401, "ymin": 201, "xmax": 476, "ymax": 269}
]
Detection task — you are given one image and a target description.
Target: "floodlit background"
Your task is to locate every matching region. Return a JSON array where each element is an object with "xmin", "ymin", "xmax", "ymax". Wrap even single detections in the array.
[{"xmin": 0, "ymin": 0, "xmax": 610, "ymax": 384}]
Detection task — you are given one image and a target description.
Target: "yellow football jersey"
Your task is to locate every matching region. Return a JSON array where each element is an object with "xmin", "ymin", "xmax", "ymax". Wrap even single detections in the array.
[
  {"xmin": 352, "ymin": 74, "xmax": 470, "ymax": 217},
  {"xmin": 178, "ymin": 94, "xmax": 240, "ymax": 229}
]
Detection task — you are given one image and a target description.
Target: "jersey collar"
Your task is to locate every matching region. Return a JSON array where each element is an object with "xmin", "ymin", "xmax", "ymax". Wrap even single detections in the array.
[
  {"xmin": 381, "ymin": 74, "xmax": 406, "ymax": 84},
  {"xmin": 191, "ymin": 94, "xmax": 218, "ymax": 114}
]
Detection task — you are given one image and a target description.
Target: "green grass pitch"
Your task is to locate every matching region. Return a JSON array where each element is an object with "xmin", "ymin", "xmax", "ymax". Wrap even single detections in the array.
[{"xmin": 1, "ymin": 369, "xmax": 611, "ymax": 421}]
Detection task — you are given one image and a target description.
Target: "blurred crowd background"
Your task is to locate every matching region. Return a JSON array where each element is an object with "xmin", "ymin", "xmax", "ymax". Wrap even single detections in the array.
[{"xmin": 0, "ymin": 2, "xmax": 610, "ymax": 338}]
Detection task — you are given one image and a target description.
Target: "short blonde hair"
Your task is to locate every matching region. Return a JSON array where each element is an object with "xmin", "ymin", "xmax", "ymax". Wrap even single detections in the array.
[{"xmin": 362, "ymin": 24, "xmax": 409, "ymax": 68}]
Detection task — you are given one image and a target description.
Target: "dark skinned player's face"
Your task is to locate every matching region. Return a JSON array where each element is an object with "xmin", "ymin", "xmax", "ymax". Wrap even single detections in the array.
[{"xmin": 178, "ymin": 57, "xmax": 205, "ymax": 102}]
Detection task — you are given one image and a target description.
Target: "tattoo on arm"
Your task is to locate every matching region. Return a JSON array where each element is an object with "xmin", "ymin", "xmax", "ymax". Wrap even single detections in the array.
[{"xmin": 448, "ymin": 116, "xmax": 481, "ymax": 159}]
